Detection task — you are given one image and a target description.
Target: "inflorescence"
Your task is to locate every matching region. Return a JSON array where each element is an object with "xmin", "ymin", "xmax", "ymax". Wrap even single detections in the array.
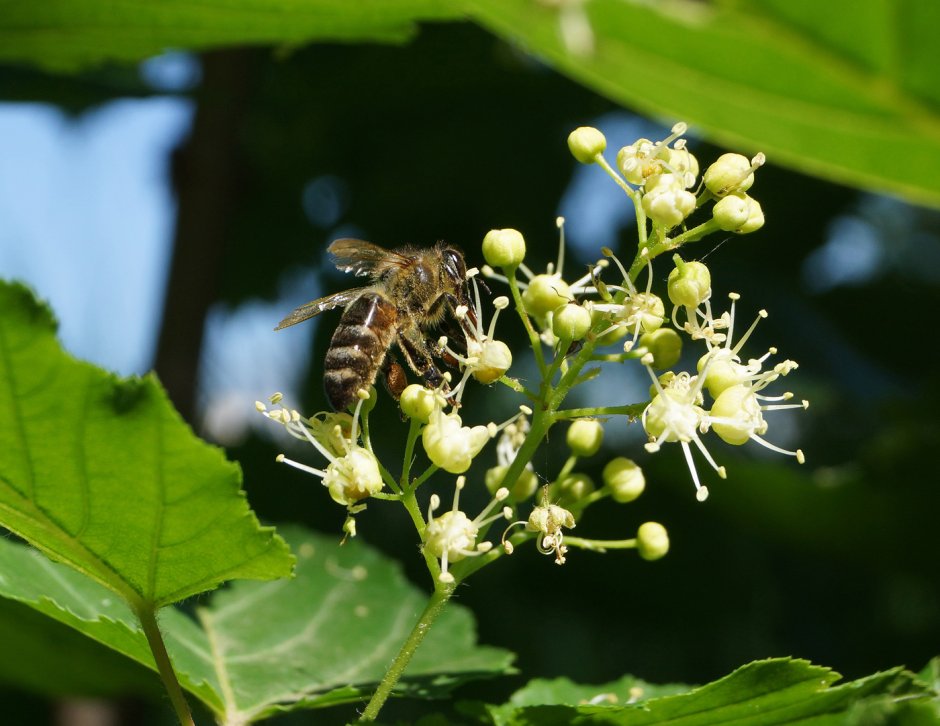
[{"xmin": 259, "ymin": 122, "xmax": 807, "ymax": 586}]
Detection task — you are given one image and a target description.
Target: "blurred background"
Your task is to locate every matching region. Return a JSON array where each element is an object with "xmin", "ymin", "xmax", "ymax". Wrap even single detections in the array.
[{"xmin": 2, "ymin": 15, "xmax": 939, "ymax": 726}]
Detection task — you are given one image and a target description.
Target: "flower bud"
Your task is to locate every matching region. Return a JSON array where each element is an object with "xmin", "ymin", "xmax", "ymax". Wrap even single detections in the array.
[
  {"xmin": 552, "ymin": 302, "xmax": 592, "ymax": 341},
  {"xmin": 737, "ymin": 196, "xmax": 764, "ymax": 233},
  {"xmin": 667, "ymin": 257, "xmax": 711, "ymax": 308},
  {"xmin": 592, "ymin": 309, "xmax": 628, "ymax": 346},
  {"xmin": 522, "ymin": 275, "xmax": 573, "ymax": 317},
  {"xmin": 712, "ymin": 194, "xmax": 750, "ymax": 231},
  {"xmin": 482, "ymin": 228, "xmax": 526, "ymax": 268},
  {"xmin": 472, "ymin": 339, "xmax": 512, "ymax": 384},
  {"xmin": 637, "ymin": 521, "xmax": 669, "ymax": 561},
  {"xmin": 638, "ymin": 327, "xmax": 682, "ymax": 370},
  {"xmin": 550, "ymin": 472, "xmax": 595, "ymax": 508},
  {"xmin": 566, "ymin": 419, "xmax": 604, "ymax": 457},
  {"xmin": 703, "ymin": 153, "xmax": 754, "ymax": 196},
  {"xmin": 713, "ymin": 193, "xmax": 764, "ymax": 233},
  {"xmin": 422, "ymin": 410, "xmax": 491, "ymax": 474},
  {"xmin": 485, "ymin": 465, "xmax": 538, "ymax": 501},
  {"xmin": 642, "ymin": 173, "xmax": 696, "ymax": 228},
  {"xmin": 710, "ymin": 384, "xmax": 761, "ymax": 446},
  {"xmin": 400, "ymin": 384, "xmax": 438, "ymax": 423},
  {"xmin": 697, "ymin": 353, "xmax": 739, "ymax": 399},
  {"xmin": 602, "ymin": 457, "xmax": 645, "ymax": 503},
  {"xmin": 567, "ymin": 126, "xmax": 607, "ymax": 164}
]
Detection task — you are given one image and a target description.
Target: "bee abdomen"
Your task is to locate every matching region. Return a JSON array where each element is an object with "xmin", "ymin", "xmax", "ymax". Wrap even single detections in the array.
[{"xmin": 324, "ymin": 293, "xmax": 397, "ymax": 411}]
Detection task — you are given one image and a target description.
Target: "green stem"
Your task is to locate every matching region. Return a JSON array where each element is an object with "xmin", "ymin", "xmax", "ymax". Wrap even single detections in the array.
[
  {"xmin": 507, "ymin": 270, "xmax": 548, "ymax": 376},
  {"xmin": 135, "ymin": 603, "xmax": 194, "ymax": 726},
  {"xmin": 359, "ymin": 585, "xmax": 455, "ymax": 722},
  {"xmin": 554, "ymin": 403, "xmax": 647, "ymax": 420},
  {"xmin": 565, "ymin": 536, "xmax": 638, "ymax": 552},
  {"xmin": 399, "ymin": 416, "xmax": 422, "ymax": 491}
]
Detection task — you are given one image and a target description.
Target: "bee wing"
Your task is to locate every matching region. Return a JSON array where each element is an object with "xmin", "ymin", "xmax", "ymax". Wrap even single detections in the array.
[
  {"xmin": 328, "ymin": 238, "xmax": 413, "ymax": 278},
  {"xmin": 274, "ymin": 288, "xmax": 366, "ymax": 330}
]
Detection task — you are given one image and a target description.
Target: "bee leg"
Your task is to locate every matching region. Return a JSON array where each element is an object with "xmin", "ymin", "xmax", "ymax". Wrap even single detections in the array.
[{"xmin": 398, "ymin": 333, "xmax": 452, "ymax": 401}]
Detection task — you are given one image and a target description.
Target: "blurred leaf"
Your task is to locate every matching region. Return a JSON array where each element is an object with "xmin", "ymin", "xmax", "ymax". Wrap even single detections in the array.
[
  {"xmin": 504, "ymin": 673, "xmax": 690, "ymax": 708},
  {"xmin": 483, "ymin": 658, "xmax": 935, "ymax": 725},
  {"xmin": 0, "ymin": 0, "xmax": 460, "ymax": 72},
  {"xmin": 463, "ymin": 0, "xmax": 940, "ymax": 208},
  {"xmin": 0, "ymin": 526, "xmax": 514, "ymax": 722},
  {"xmin": 0, "ymin": 280, "xmax": 293, "ymax": 610},
  {"xmin": 0, "ymin": 597, "xmax": 161, "ymax": 699}
]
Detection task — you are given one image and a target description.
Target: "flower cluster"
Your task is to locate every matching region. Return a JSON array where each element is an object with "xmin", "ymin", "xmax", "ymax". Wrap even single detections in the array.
[{"xmin": 260, "ymin": 122, "xmax": 808, "ymax": 593}]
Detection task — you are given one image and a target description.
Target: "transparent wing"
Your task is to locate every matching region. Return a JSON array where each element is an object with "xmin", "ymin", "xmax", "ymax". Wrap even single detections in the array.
[
  {"xmin": 274, "ymin": 288, "xmax": 366, "ymax": 330},
  {"xmin": 328, "ymin": 238, "xmax": 412, "ymax": 278}
]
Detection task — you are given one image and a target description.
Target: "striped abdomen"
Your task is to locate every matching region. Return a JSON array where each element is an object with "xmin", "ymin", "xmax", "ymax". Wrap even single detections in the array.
[{"xmin": 324, "ymin": 292, "xmax": 398, "ymax": 411}]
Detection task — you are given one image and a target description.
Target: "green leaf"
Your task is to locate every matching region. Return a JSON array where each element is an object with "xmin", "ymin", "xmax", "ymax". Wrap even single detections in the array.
[
  {"xmin": 0, "ymin": 526, "xmax": 514, "ymax": 723},
  {"xmin": 0, "ymin": 0, "xmax": 460, "ymax": 72},
  {"xmin": 505, "ymin": 674, "xmax": 690, "ymax": 709},
  {"xmin": 463, "ymin": 0, "xmax": 940, "ymax": 208},
  {"xmin": 483, "ymin": 659, "xmax": 936, "ymax": 725},
  {"xmin": 0, "ymin": 280, "xmax": 293, "ymax": 611}
]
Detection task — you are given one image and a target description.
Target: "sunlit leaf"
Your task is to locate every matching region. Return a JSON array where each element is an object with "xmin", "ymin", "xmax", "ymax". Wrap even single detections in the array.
[
  {"xmin": 0, "ymin": 280, "xmax": 294, "ymax": 611},
  {"xmin": 0, "ymin": 0, "xmax": 459, "ymax": 72},
  {"xmin": 464, "ymin": 0, "xmax": 940, "ymax": 208},
  {"xmin": 0, "ymin": 527, "xmax": 514, "ymax": 723},
  {"xmin": 482, "ymin": 658, "xmax": 936, "ymax": 725}
]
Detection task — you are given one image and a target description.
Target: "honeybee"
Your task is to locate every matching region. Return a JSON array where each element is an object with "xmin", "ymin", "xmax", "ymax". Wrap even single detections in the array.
[{"xmin": 276, "ymin": 238, "xmax": 472, "ymax": 411}]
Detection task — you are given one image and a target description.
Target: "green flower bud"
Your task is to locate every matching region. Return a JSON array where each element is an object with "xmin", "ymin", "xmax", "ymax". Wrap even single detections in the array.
[
  {"xmin": 471, "ymin": 339, "xmax": 512, "ymax": 384},
  {"xmin": 422, "ymin": 410, "xmax": 490, "ymax": 474},
  {"xmin": 713, "ymin": 193, "xmax": 764, "ymax": 233},
  {"xmin": 639, "ymin": 327, "xmax": 682, "ymax": 370},
  {"xmin": 399, "ymin": 384, "xmax": 437, "ymax": 423},
  {"xmin": 710, "ymin": 384, "xmax": 760, "ymax": 446},
  {"xmin": 550, "ymin": 472, "xmax": 595, "ymax": 508},
  {"xmin": 567, "ymin": 126, "xmax": 607, "ymax": 164},
  {"xmin": 482, "ymin": 228, "xmax": 526, "ymax": 268},
  {"xmin": 703, "ymin": 153, "xmax": 754, "ymax": 196},
  {"xmin": 485, "ymin": 465, "xmax": 538, "ymax": 501},
  {"xmin": 667, "ymin": 257, "xmax": 711, "ymax": 308},
  {"xmin": 602, "ymin": 457, "xmax": 645, "ymax": 503},
  {"xmin": 552, "ymin": 303, "xmax": 592, "ymax": 341},
  {"xmin": 592, "ymin": 309, "xmax": 628, "ymax": 346},
  {"xmin": 737, "ymin": 196, "xmax": 764, "ymax": 233},
  {"xmin": 637, "ymin": 521, "xmax": 669, "ymax": 561},
  {"xmin": 697, "ymin": 352, "xmax": 739, "ymax": 399},
  {"xmin": 566, "ymin": 419, "xmax": 604, "ymax": 457},
  {"xmin": 522, "ymin": 274, "xmax": 573, "ymax": 317},
  {"xmin": 712, "ymin": 193, "xmax": 750, "ymax": 231}
]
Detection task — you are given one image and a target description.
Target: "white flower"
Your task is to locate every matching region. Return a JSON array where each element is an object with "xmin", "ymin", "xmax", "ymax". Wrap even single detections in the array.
[
  {"xmin": 642, "ymin": 173, "xmax": 697, "ymax": 228},
  {"xmin": 258, "ymin": 389, "xmax": 384, "ymax": 509},
  {"xmin": 441, "ymin": 271, "xmax": 512, "ymax": 391},
  {"xmin": 641, "ymin": 359, "xmax": 725, "ymax": 502},
  {"xmin": 591, "ymin": 248, "xmax": 665, "ymax": 350},
  {"xmin": 425, "ymin": 477, "xmax": 511, "ymax": 583},
  {"xmin": 422, "ymin": 405, "xmax": 493, "ymax": 474}
]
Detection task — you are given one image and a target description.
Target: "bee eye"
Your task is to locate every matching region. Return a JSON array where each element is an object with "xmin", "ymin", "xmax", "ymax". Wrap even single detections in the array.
[{"xmin": 442, "ymin": 249, "xmax": 465, "ymax": 281}]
